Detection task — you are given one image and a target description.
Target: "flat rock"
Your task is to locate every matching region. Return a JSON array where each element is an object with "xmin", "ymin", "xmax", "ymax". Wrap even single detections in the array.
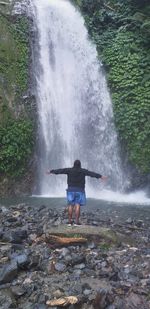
[{"xmin": 46, "ymin": 225, "xmax": 119, "ymax": 243}]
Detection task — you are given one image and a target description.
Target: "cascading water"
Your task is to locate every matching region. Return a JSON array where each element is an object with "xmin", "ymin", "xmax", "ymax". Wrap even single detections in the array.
[{"xmin": 31, "ymin": 0, "xmax": 127, "ymax": 196}]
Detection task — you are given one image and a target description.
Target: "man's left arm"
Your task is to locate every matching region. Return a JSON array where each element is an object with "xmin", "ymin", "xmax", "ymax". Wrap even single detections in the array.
[{"xmin": 84, "ymin": 169, "xmax": 107, "ymax": 180}]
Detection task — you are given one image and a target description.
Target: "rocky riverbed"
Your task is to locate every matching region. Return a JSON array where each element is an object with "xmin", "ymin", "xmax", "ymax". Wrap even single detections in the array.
[{"xmin": 0, "ymin": 201, "xmax": 150, "ymax": 309}]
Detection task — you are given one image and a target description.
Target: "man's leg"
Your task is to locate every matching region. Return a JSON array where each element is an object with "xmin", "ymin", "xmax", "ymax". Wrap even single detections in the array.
[
  {"xmin": 75, "ymin": 204, "xmax": 80, "ymax": 225},
  {"xmin": 68, "ymin": 205, "xmax": 74, "ymax": 224},
  {"xmin": 67, "ymin": 192, "xmax": 75, "ymax": 225}
]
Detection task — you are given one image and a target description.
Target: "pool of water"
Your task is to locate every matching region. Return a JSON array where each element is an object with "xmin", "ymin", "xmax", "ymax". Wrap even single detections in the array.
[{"xmin": 0, "ymin": 195, "xmax": 150, "ymax": 225}]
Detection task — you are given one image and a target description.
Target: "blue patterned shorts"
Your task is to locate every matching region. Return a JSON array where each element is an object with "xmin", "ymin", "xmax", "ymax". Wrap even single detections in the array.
[{"xmin": 67, "ymin": 191, "xmax": 86, "ymax": 206}]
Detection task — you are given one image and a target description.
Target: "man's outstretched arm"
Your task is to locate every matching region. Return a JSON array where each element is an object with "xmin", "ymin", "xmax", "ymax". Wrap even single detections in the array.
[
  {"xmin": 84, "ymin": 169, "xmax": 107, "ymax": 180},
  {"xmin": 46, "ymin": 168, "xmax": 70, "ymax": 175}
]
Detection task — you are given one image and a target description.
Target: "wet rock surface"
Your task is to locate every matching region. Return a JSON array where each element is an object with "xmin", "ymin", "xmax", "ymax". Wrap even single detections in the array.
[{"xmin": 0, "ymin": 202, "xmax": 150, "ymax": 308}]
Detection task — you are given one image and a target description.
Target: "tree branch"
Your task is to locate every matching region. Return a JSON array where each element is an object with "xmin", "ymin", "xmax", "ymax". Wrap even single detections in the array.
[
  {"xmin": 104, "ymin": 3, "xmax": 115, "ymax": 11},
  {"xmin": 0, "ymin": 1, "xmax": 8, "ymax": 5}
]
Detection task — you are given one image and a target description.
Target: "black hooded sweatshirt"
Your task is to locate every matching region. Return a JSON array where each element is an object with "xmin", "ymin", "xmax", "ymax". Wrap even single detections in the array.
[{"xmin": 50, "ymin": 167, "xmax": 102, "ymax": 190}]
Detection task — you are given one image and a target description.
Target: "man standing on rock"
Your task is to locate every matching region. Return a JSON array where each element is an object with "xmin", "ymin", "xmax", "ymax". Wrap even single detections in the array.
[{"xmin": 47, "ymin": 160, "xmax": 107, "ymax": 226}]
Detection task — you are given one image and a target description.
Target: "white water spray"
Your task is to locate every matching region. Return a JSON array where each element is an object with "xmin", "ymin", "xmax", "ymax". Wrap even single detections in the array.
[{"xmin": 31, "ymin": 0, "xmax": 127, "ymax": 196}]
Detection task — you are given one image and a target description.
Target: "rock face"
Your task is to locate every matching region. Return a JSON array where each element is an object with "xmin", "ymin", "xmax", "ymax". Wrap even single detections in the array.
[{"xmin": 0, "ymin": 202, "xmax": 150, "ymax": 309}]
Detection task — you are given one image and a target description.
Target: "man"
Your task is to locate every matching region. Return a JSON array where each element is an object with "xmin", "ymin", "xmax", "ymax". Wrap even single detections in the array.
[{"xmin": 47, "ymin": 160, "xmax": 107, "ymax": 226}]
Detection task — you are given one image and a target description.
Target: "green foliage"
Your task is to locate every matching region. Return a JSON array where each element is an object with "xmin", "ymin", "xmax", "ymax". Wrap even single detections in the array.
[
  {"xmin": 103, "ymin": 31, "xmax": 150, "ymax": 172},
  {"xmin": 0, "ymin": 14, "xmax": 29, "ymax": 105},
  {"xmin": 81, "ymin": 0, "xmax": 104, "ymax": 13},
  {"xmin": 0, "ymin": 118, "xmax": 34, "ymax": 177},
  {"xmin": 74, "ymin": 0, "xmax": 150, "ymax": 173},
  {"xmin": 98, "ymin": 242, "xmax": 111, "ymax": 251},
  {"xmin": 63, "ymin": 233, "xmax": 82, "ymax": 238},
  {"xmin": 0, "ymin": 14, "xmax": 33, "ymax": 179},
  {"xmin": 9, "ymin": 16, "xmax": 29, "ymax": 94},
  {"xmin": 103, "ymin": 31, "xmax": 150, "ymax": 173}
]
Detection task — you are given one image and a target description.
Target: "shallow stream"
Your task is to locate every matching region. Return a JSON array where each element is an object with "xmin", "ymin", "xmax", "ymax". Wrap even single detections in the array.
[{"xmin": 0, "ymin": 195, "xmax": 150, "ymax": 225}]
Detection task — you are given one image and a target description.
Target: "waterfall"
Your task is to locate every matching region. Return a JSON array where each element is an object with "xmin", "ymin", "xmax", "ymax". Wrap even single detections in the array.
[{"xmin": 31, "ymin": 0, "xmax": 126, "ymax": 196}]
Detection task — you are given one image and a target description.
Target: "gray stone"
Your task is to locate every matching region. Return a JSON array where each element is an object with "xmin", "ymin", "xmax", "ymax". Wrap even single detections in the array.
[
  {"xmin": 11, "ymin": 286, "xmax": 26, "ymax": 298},
  {"xmin": 7, "ymin": 216, "xmax": 18, "ymax": 223},
  {"xmin": 81, "ymin": 305, "xmax": 94, "ymax": 309},
  {"xmin": 0, "ymin": 289, "xmax": 15, "ymax": 309},
  {"xmin": 73, "ymin": 269, "xmax": 82, "ymax": 277},
  {"xmin": 1, "ymin": 206, "xmax": 8, "ymax": 213},
  {"xmin": 45, "ymin": 307, "xmax": 57, "ymax": 309},
  {"xmin": 74, "ymin": 263, "xmax": 85, "ymax": 269},
  {"xmin": 1, "ymin": 232, "xmax": 12, "ymax": 243},
  {"xmin": 33, "ymin": 304, "xmax": 47, "ymax": 309},
  {"xmin": 88, "ymin": 242, "xmax": 96, "ymax": 249},
  {"xmin": 11, "ymin": 243, "xmax": 24, "ymax": 251},
  {"xmin": 136, "ymin": 220, "xmax": 144, "ymax": 227},
  {"xmin": 0, "ymin": 244, "xmax": 11, "ymax": 254},
  {"xmin": 71, "ymin": 254, "xmax": 85, "ymax": 266},
  {"xmin": 37, "ymin": 294, "xmax": 47, "ymax": 304},
  {"xmin": 83, "ymin": 289, "xmax": 92, "ymax": 296},
  {"xmin": 0, "ymin": 261, "xmax": 18, "ymax": 284},
  {"xmin": 13, "ymin": 254, "xmax": 30, "ymax": 269},
  {"xmin": 126, "ymin": 218, "xmax": 133, "ymax": 224},
  {"xmin": 11, "ymin": 229, "xmax": 28, "ymax": 243},
  {"xmin": 92, "ymin": 221, "xmax": 99, "ymax": 226},
  {"xmin": 0, "ymin": 228, "xmax": 4, "ymax": 239},
  {"xmin": 29, "ymin": 255, "xmax": 41, "ymax": 269},
  {"xmin": 64, "ymin": 255, "xmax": 72, "ymax": 263},
  {"xmin": 60, "ymin": 247, "xmax": 70, "ymax": 257},
  {"xmin": 54, "ymin": 262, "xmax": 66, "ymax": 272},
  {"xmin": 124, "ymin": 292, "xmax": 149, "ymax": 309},
  {"xmin": 53, "ymin": 218, "xmax": 61, "ymax": 226},
  {"xmin": 19, "ymin": 301, "xmax": 33, "ymax": 309},
  {"xmin": 101, "ymin": 261, "xmax": 107, "ymax": 268}
]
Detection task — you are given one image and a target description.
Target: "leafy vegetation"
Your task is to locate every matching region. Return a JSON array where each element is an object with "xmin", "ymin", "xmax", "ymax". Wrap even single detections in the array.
[
  {"xmin": 0, "ymin": 14, "xmax": 29, "ymax": 100},
  {"xmin": 73, "ymin": 0, "xmax": 150, "ymax": 173},
  {"xmin": 0, "ymin": 11, "xmax": 33, "ymax": 179},
  {"xmin": 0, "ymin": 118, "xmax": 33, "ymax": 177},
  {"xmin": 10, "ymin": 16, "xmax": 29, "ymax": 94},
  {"xmin": 98, "ymin": 242, "xmax": 112, "ymax": 251},
  {"xmin": 103, "ymin": 31, "xmax": 150, "ymax": 172}
]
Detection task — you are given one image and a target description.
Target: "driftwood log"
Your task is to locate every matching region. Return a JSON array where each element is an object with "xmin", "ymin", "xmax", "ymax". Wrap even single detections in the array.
[
  {"xmin": 46, "ymin": 296, "xmax": 78, "ymax": 307},
  {"xmin": 34, "ymin": 234, "xmax": 87, "ymax": 246}
]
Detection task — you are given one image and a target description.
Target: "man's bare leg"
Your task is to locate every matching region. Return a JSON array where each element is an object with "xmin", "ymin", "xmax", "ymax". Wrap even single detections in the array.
[
  {"xmin": 75, "ymin": 204, "xmax": 80, "ymax": 224},
  {"xmin": 68, "ymin": 205, "xmax": 74, "ymax": 224}
]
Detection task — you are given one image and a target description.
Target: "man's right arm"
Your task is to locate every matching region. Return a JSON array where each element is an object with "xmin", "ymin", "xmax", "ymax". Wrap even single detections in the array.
[{"xmin": 48, "ymin": 168, "xmax": 70, "ymax": 175}]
